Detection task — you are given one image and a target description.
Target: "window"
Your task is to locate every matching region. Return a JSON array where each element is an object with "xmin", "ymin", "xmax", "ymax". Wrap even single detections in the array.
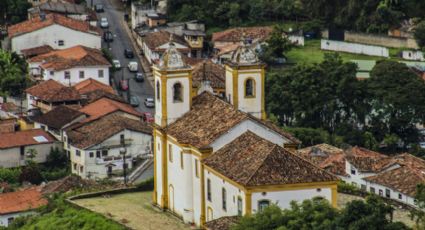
[
  {"xmin": 20, "ymin": 146, "xmax": 25, "ymax": 159},
  {"xmin": 156, "ymin": 81, "xmax": 160, "ymax": 100},
  {"xmin": 245, "ymin": 78, "xmax": 255, "ymax": 97},
  {"xmin": 89, "ymin": 152, "xmax": 94, "ymax": 158},
  {"xmin": 40, "ymin": 125, "xmax": 46, "ymax": 130},
  {"xmin": 120, "ymin": 134, "xmax": 125, "ymax": 145},
  {"xmin": 180, "ymin": 151, "xmax": 184, "ymax": 169},
  {"xmin": 50, "ymin": 71, "xmax": 54, "ymax": 76},
  {"xmin": 73, "ymin": 163, "xmax": 77, "ymax": 170},
  {"xmin": 195, "ymin": 159, "xmax": 199, "ymax": 177},
  {"xmin": 385, "ymin": 189, "xmax": 391, "ymax": 198},
  {"xmin": 237, "ymin": 197, "xmax": 243, "ymax": 216},
  {"xmin": 80, "ymin": 165, "xmax": 84, "ymax": 173},
  {"xmin": 8, "ymin": 217, "xmax": 14, "ymax": 225},
  {"xmin": 379, "ymin": 189, "xmax": 383, "ymax": 196},
  {"xmin": 222, "ymin": 188, "xmax": 227, "ymax": 211},
  {"xmin": 96, "ymin": 151, "xmax": 101, "ymax": 158},
  {"xmin": 361, "ymin": 184, "xmax": 366, "ymax": 191},
  {"xmin": 350, "ymin": 166, "xmax": 356, "ymax": 175},
  {"xmin": 64, "ymin": 71, "xmax": 70, "ymax": 79},
  {"xmin": 168, "ymin": 144, "xmax": 173, "ymax": 162},
  {"xmin": 399, "ymin": 193, "xmax": 402, "ymax": 199},
  {"xmin": 173, "ymin": 83, "xmax": 183, "ymax": 102},
  {"xmin": 58, "ymin": 40, "xmax": 64, "ymax": 46},
  {"xmin": 79, "ymin": 71, "xmax": 85, "ymax": 79},
  {"xmin": 370, "ymin": 187, "xmax": 375, "ymax": 193},
  {"xmin": 207, "ymin": 179, "xmax": 211, "ymax": 201},
  {"xmin": 98, "ymin": 69, "xmax": 104, "ymax": 78},
  {"xmin": 258, "ymin": 200, "xmax": 270, "ymax": 212},
  {"xmin": 102, "ymin": 150, "xmax": 108, "ymax": 156},
  {"xmin": 76, "ymin": 150, "xmax": 81, "ymax": 156}
]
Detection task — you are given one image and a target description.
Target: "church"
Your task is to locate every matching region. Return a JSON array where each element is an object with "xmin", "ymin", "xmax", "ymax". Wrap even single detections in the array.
[{"xmin": 152, "ymin": 39, "xmax": 339, "ymax": 228}]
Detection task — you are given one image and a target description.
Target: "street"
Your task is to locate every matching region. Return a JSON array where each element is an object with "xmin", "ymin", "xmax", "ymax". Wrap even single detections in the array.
[{"xmin": 93, "ymin": 0, "xmax": 154, "ymax": 114}]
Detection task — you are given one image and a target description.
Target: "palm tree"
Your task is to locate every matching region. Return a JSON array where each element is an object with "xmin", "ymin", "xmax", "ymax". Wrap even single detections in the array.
[{"xmin": 0, "ymin": 49, "xmax": 27, "ymax": 96}]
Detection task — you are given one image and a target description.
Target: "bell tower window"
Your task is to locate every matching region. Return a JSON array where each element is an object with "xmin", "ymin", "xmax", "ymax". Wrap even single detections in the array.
[
  {"xmin": 245, "ymin": 78, "xmax": 255, "ymax": 97},
  {"xmin": 173, "ymin": 82, "xmax": 183, "ymax": 102},
  {"xmin": 156, "ymin": 81, "xmax": 160, "ymax": 100}
]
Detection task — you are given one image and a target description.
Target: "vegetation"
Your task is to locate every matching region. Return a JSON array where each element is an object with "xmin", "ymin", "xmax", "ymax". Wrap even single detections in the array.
[
  {"xmin": 411, "ymin": 184, "xmax": 425, "ymax": 229},
  {"xmin": 259, "ymin": 25, "xmax": 293, "ymax": 64},
  {"xmin": 0, "ymin": 50, "xmax": 29, "ymax": 97},
  {"xmin": 414, "ymin": 20, "xmax": 425, "ymax": 50},
  {"xmin": 232, "ymin": 196, "xmax": 409, "ymax": 230},
  {"xmin": 267, "ymin": 54, "xmax": 425, "ymax": 152},
  {"xmin": 135, "ymin": 177, "xmax": 154, "ymax": 191},
  {"xmin": 0, "ymin": 0, "xmax": 31, "ymax": 24}
]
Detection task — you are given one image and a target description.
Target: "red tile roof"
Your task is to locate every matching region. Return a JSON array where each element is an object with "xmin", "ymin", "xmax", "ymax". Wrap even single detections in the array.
[
  {"xmin": 25, "ymin": 80, "xmax": 81, "ymax": 103},
  {"xmin": 73, "ymin": 78, "xmax": 115, "ymax": 94},
  {"xmin": 0, "ymin": 129, "xmax": 55, "ymax": 149},
  {"xmin": 25, "ymin": 79, "xmax": 65, "ymax": 97},
  {"xmin": 8, "ymin": 13, "xmax": 101, "ymax": 38},
  {"xmin": 143, "ymin": 30, "xmax": 188, "ymax": 51},
  {"xmin": 79, "ymin": 97, "xmax": 142, "ymax": 122},
  {"xmin": 21, "ymin": 45, "xmax": 54, "ymax": 57},
  {"xmin": 0, "ymin": 187, "xmax": 48, "ymax": 215},
  {"xmin": 192, "ymin": 61, "xmax": 225, "ymax": 89},
  {"xmin": 29, "ymin": 45, "xmax": 110, "ymax": 71},
  {"xmin": 212, "ymin": 26, "xmax": 273, "ymax": 43}
]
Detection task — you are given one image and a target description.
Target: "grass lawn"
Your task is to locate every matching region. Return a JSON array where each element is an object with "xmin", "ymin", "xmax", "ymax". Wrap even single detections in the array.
[
  {"xmin": 74, "ymin": 192, "xmax": 190, "ymax": 230},
  {"xmin": 286, "ymin": 40, "xmax": 391, "ymax": 65}
]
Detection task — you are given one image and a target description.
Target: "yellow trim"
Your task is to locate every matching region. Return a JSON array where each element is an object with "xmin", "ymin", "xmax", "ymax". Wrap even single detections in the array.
[
  {"xmin": 168, "ymin": 144, "xmax": 173, "ymax": 162},
  {"xmin": 195, "ymin": 158, "xmax": 199, "ymax": 178},
  {"xmin": 153, "ymin": 128, "xmax": 158, "ymax": 203},
  {"xmin": 261, "ymin": 67, "xmax": 266, "ymax": 120},
  {"xmin": 232, "ymin": 69, "xmax": 238, "ymax": 109},
  {"xmin": 243, "ymin": 77, "xmax": 256, "ymax": 98},
  {"xmin": 204, "ymin": 164, "xmax": 247, "ymax": 192},
  {"xmin": 206, "ymin": 206, "xmax": 213, "ymax": 222},
  {"xmin": 188, "ymin": 71, "xmax": 193, "ymax": 107},
  {"xmin": 160, "ymin": 77, "xmax": 167, "ymax": 127},
  {"xmin": 246, "ymin": 181, "xmax": 339, "ymax": 192},
  {"xmin": 160, "ymin": 131, "xmax": 168, "ymax": 208},
  {"xmin": 331, "ymin": 185, "xmax": 338, "ymax": 208},
  {"xmin": 200, "ymin": 161, "xmax": 206, "ymax": 227},
  {"xmin": 180, "ymin": 151, "xmax": 184, "ymax": 169},
  {"xmin": 245, "ymin": 191, "xmax": 252, "ymax": 215}
]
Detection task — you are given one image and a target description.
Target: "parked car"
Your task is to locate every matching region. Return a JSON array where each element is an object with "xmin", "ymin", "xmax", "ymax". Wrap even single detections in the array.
[
  {"xmin": 100, "ymin": 17, "xmax": 109, "ymax": 28},
  {"xmin": 142, "ymin": 112, "xmax": 154, "ymax": 123},
  {"xmin": 112, "ymin": 59, "xmax": 121, "ymax": 69},
  {"xmin": 128, "ymin": 61, "xmax": 138, "ymax": 72},
  {"xmin": 103, "ymin": 31, "xmax": 113, "ymax": 42},
  {"xmin": 119, "ymin": 79, "xmax": 128, "ymax": 91},
  {"xmin": 95, "ymin": 4, "xmax": 104, "ymax": 12},
  {"xmin": 130, "ymin": 95, "xmax": 140, "ymax": 107},
  {"xmin": 135, "ymin": 72, "xmax": 144, "ymax": 82},
  {"xmin": 144, "ymin": 98, "xmax": 155, "ymax": 108},
  {"xmin": 124, "ymin": 49, "xmax": 134, "ymax": 58},
  {"xmin": 420, "ymin": 142, "xmax": 425, "ymax": 149}
]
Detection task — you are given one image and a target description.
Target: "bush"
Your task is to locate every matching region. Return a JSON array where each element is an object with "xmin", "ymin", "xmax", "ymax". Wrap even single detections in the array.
[
  {"xmin": 337, "ymin": 181, "xmax": 367, "ymax": 196},
  {"xmin": 135, "ymin": 177, "xmax": 154, "ymax": 191},
  {"xmin": 41, "ymin": 168, "xmax": 70, "ymax": 181},
  {"xmin": 0, "ymin": 167, "xmax": 21, "ymax": 184},
  {"xmin": 46, "ymin": 147, "xmax": 68, "ymax": 168},
  {"xmin": 19, "ymin": 165, "xmax": 43, "ymax": 185}
]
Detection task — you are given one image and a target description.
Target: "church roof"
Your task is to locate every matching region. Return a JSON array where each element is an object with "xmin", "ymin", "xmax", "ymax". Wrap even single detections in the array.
[
  {"xmin": 203, "ymin": 131, "xmax": 338, "ymax": 187},
  {"xmin": 164, "ymin": 92, "xmax": 299, "ymax": 149},
  {"xmin": 192, "ymin": 61, "xmax": 225, "ymax": 89}
]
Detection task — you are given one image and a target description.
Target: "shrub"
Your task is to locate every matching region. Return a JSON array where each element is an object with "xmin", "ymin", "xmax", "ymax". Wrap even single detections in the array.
[
  {"xmin": 19, "ymin": 165, "xmax": 43, "ymax": 185},
  {"xmin": 0, "ymin": 167, "xmax": 21, "ymax": 184},
  {"xmin": 41, "ymin": 168, "xmax": 70, "ymax": 181},
  {"xmin": 135, "ymin": 177, "xmax": 154, "ymax": 191}
]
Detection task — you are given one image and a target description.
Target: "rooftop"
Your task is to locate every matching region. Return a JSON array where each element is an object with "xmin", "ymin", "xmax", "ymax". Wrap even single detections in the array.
[
  {"xmin": 25, "ymin": 80, "xmax": 81, "ymax": 103},
  {"xmin": 205, "ymin": 216, "xmax": 240, "ymax": 230},
  {"xmin": 212, "ymin": 26, "xmax": 273, "ymax": 43},
  {"xmin": 0, "ymin": 187, "xmax": 48, "ymax": 215},
  {"xmin": 143, "ymin": 30, "xmax": 187, "ymax": 51},
  {"xmin": 192, "ymin": 61, "xmax": 225, "ymax": 89},
  {"xmin": 73, "ymin": 78, "xmax": 115, "ymax": 95},
  {"xmin": 79, "ymin": 97, "xmax": 142, "ymax": 122},
  {"xmin": 8, "ymin": 13, "xmax": 101, "ymax": 38},
  {"xmin": 32, "ymin": 105, "xmax": 85, "ymax": 129},
  {"xmin": 21, "ymin": 45, "xmax": 54, "ymax": 58},
  {"xmin": 0, "ymin": 129, "xmax": 56, "ymax": 149},
  {"xmin": 203, "ymin": 131, "xmax": 337, "ymax": 187}
]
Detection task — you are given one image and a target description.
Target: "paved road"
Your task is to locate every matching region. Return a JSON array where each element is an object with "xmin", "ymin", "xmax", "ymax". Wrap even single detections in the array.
[{"xmin": 93, "ymin": 0, "xmax": 154, "ymax": 114}]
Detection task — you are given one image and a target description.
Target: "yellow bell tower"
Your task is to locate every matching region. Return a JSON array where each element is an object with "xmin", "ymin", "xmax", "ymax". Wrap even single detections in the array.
[{"xmin": 224, "ymin": 39, "xmax": 266, "ymax": 120}]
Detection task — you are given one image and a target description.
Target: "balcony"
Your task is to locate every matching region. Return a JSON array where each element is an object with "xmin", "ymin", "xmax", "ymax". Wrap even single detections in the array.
[{"xmin": 95, "ymin": 155, "xmax": 132, "ymax": 165}]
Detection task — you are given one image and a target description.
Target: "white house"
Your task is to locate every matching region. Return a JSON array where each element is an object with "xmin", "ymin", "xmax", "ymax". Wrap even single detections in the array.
[
  {"xmin": 130, "ymin": 1, "xmax": 156, "ymax": 29},
  {"xmin": 0, "ymin": 129, "xmax": 60, "ymax": 168},
  {"xmin": 152, "ymin": 41, "xmax": 338, "ymax": 228},
  {"xmin": 6, "ymin": 13, "xmax": 101, "ymax": 54},
  {"xmin": 27, "ymin": 45, "xmax": 110, "ymax": 85},
  {"xmin": 65, "ymin": 113, "xmax": 152, "ymax": 179},
  {"xmin": 0, "ymin": 187, "xmax": 48, "ymax": 227},
  {"xmin": 401, "ymin": 50, "xmax": 424, "ymax": 61}
]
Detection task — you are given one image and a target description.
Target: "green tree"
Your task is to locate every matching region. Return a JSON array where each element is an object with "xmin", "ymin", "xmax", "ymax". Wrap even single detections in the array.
[
  {"xmin": 259, "ymin": 25, "xmax": 293, "ymax": 64},
  {"xmin": 411, "ymin": 184, "xmax": 425, "ymax": 229},
  {"xmin": 414, "ymin": 20, "xmax": 425, "ymax": 50},
  {"xmin": 46, "ymin": 147, "xmax": 69, "ymax": 168},
  {"xmin": 0, "ymin": 50, "xmax": 29, "ymax": 96}
]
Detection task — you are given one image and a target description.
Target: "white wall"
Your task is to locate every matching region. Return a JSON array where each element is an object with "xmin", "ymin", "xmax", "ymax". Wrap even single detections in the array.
[
  {"xmin": 321, "ymin": 39, "xmax": 389, "ymax": 57},
  {"xmin": 225, "ymin": 66, "xmax": 234, "ymax": 104},
  {"xmin": 237, "ymin": 69, "xmax": 263, "ymax": 119},
  {"xmin": 365, "ymin": 181, "xmax": 416, "ymax": 207},
  {"xmin": 165, "ymin": 74, "xmax": 191, "ymax": 124},
  {"xmin": 11, "ymin": 24, "xmax": 101, "ymax": 54},
  {"xmin": 288, "ymin": 35, "xmax": 304, "ymax": 46},
  {"xmin": 42, "ymin": 66, "xmax": 110, "ymax": 86},
  {"xmin": 0, "ymin": 143, "xmax": 61, "ymax": 168},
  {"xmin": 154, "ymin": 74, "xmax": 163, "ymax": 126},
  {"xmin": 0, "ymin": 211, "xmax": 36, "ymax": 227},
  {"xmin": 402, "ymin": 50, "xmax": 424, "ymax": 61}
]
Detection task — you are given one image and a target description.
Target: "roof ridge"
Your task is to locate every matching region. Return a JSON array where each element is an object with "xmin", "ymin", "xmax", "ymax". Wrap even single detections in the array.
[{"xmin": 243, "ymin": 134, "xmax": 275, "ymax": 185}]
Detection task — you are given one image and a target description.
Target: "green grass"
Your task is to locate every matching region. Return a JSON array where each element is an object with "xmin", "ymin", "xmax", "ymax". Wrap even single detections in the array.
[{"xmin": 286, "ymin": 40, "xmax": 388, "ymax": 65}]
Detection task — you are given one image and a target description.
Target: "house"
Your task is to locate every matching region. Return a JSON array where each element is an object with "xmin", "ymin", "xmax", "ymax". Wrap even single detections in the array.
[
  {"xmin": 27, "ymin": 45, "xmax": 110, "ymax": 85},
  {"xmin": 0, "ymin": 187, "xmax": 48, "ymax": 227},
  {"xmin": 78, "ymin": 97, "xmax": 142, "ymax": 122},
  {"xmin": 130, "ymin": 1, "xmax": 156, "ymax": 30},
  {"xmin": 25, "ymin": 79, "xmax": 81, "ymax": 113},
  {"xmin": 21, "ymin": 45, "xmax": 54, "ymax": 59},
  {"xmin": 212, "ymin": 26, "xmax": 272, "ymax": 51},
  {"xmin": 401, "ymin": 50, "xmax": 424, "ymax": 61},
  {"xmin": 152, "ymin": 41, "xmax": 338, "ymax": 228},
  {"xmin": 0, "ymin": 129, "xmax": 60, "ymax": 168},
  {"xmin": 64, "ymin": 113, "xmax": 152, "ymax": 179},
  {"xmin": 297, "ymin": 144, "xmax": 425, "ymax": 207},
  {"xmin": 191, "ymin": 61, "xmax": 225, "ymax": 97},
  {"xmin": 27, "ymin": 0, "xmax": 78, "ymax": 7},
  {"xmin": 6, "ymin": 13, "xmax": 102, "ymax": 54},
  {"xmin": 27, "ymin": 1, "xmax": 97, "ymax": 26},
  {"xmin": 0, "ymin": 118, "xmax": 17, "ymax": 133},
  {"xmin": 146, "ymin": 13, "xmax": 167, "ymax": 28},
  {"xmin": 138, "ymin": 30, "xmax": 189, "ymax": 64}
]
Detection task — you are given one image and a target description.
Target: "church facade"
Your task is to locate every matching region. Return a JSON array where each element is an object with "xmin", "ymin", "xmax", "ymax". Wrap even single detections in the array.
[{"xmin": 152, "ymin": 40, "xmax": 338, "ymax": 228}]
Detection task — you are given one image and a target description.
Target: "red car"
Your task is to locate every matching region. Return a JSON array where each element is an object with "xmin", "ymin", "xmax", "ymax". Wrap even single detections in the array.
[
  {"xmin": 142, "ymin": 112, "xmax": 154, "ymax": 123},
  {"xmin": 119, "ymin": 79, "xmax": 128, "ymax": 91}
]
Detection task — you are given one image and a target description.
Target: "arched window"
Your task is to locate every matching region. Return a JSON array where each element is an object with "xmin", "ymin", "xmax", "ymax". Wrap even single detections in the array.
[
  {"xmin": 173, "ymin": 83, "xmax": 183, "ymax": 102},
  {"xmin": 156, "ymin": 81, "xmax": 160, "ymax": 100},
  {"xmin": 258, "ymin": 199, "xmax": 270, "ymax": 212},
  {"xmin": 245, "ymin": 78, "xmax": 255, "ymax": 97}
]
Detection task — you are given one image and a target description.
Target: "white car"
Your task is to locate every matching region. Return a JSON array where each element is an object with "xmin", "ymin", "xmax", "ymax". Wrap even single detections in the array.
[
  {"xmin": 100, "ymin": 17, "xmax": 109, "ymax": 28},
  {"xmin": 420, "ymin": 142, "xmax": 425, "ymax": 149},
  {"xmin": 128, "ymin": 61, "xmax": 138, "ymax": 72},
  {"xmin": 112, "ymin": 59, "xmax": 121, "ymax": 69}
]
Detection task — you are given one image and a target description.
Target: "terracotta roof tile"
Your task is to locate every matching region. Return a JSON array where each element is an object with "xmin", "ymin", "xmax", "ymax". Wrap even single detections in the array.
[
  {"xmin": 80, "ymin": 89, "xmax": 124, "ymax": 106},
  {"xmin": 25, "ymin": 80, "xmax": 81, "ymax": 103},
  {"xmin": 25, "ymin": 79, "xmax": 64, "ymax": 97},
  {"xmin": 79, "ymin": 97, "xmax": 142, "ymax": 122},
  {"xmin": 143, "ymin": 30, "xmax": 187, "ymax": 51},
  {"xmin": 21, "ymin": 45, "xmax": 54, "ymax": 58},
  {"xmin": 73, "ymin": 78, "xmax": 114, "ymax": 94},
  {"xmin": 212, "ymin": 26, "xmax": 273, "ymax": 43},
  {"xmin": 29, "ymin": 45, "xmax": 110, "ymax": 71},
  {"xmin": 0, "ymin": 187, "xmax": 48, "ymax": 215},
  {"xmin": 8, "ymin": 13, "xmax": 101, "ymax": 38},
  {"xmin": 192, "ymin": 61, "xmax": 225, "ymax": 89},
  {"xmin": 165, "ymin": 92, "xmax": 298, "ymax": 148},
  {"xmin": 0, "ymin": 129, "xmax": 56, "ymax": 149},
  {"xmin": 345, "ymin": 147, "xmax": 396, "ymax": 173},
  {"xmin": 203, "ymin": 131, "xmax": 338, "ymax": 186},
  {"xmin": 66, "ymin": 113, "xmax": 152, "ymax": 149},
  {"xmin": 205, "ymin": 216, "xmax": 240, "ymax": 230},
  {"xmin": 297, "ymin": 144, "xmax": 347, "ymax": 176},
  {"xmin": 32, "ymin": 105, "xmax": 85, "ymax": 129}
]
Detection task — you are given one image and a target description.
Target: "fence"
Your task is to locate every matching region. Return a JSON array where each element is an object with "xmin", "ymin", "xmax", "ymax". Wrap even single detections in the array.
[{"xmin": 321, "ymin": 39, "xmax": 389, "ymax": 57}]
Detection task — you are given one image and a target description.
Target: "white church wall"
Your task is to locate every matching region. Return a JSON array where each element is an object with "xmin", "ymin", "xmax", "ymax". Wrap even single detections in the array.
[
  {"xmin": 165, "ymin": 74, "xmax": 191, "ymax": 125},
  {"xmin": 237, "ymin": 69, "xmax": 263, "ymax": 119}
]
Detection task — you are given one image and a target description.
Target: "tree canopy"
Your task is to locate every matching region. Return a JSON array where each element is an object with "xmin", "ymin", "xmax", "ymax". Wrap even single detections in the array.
[{"xmin": 0, "ymin": 50, "xmax": 29, "ymax": 97}]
